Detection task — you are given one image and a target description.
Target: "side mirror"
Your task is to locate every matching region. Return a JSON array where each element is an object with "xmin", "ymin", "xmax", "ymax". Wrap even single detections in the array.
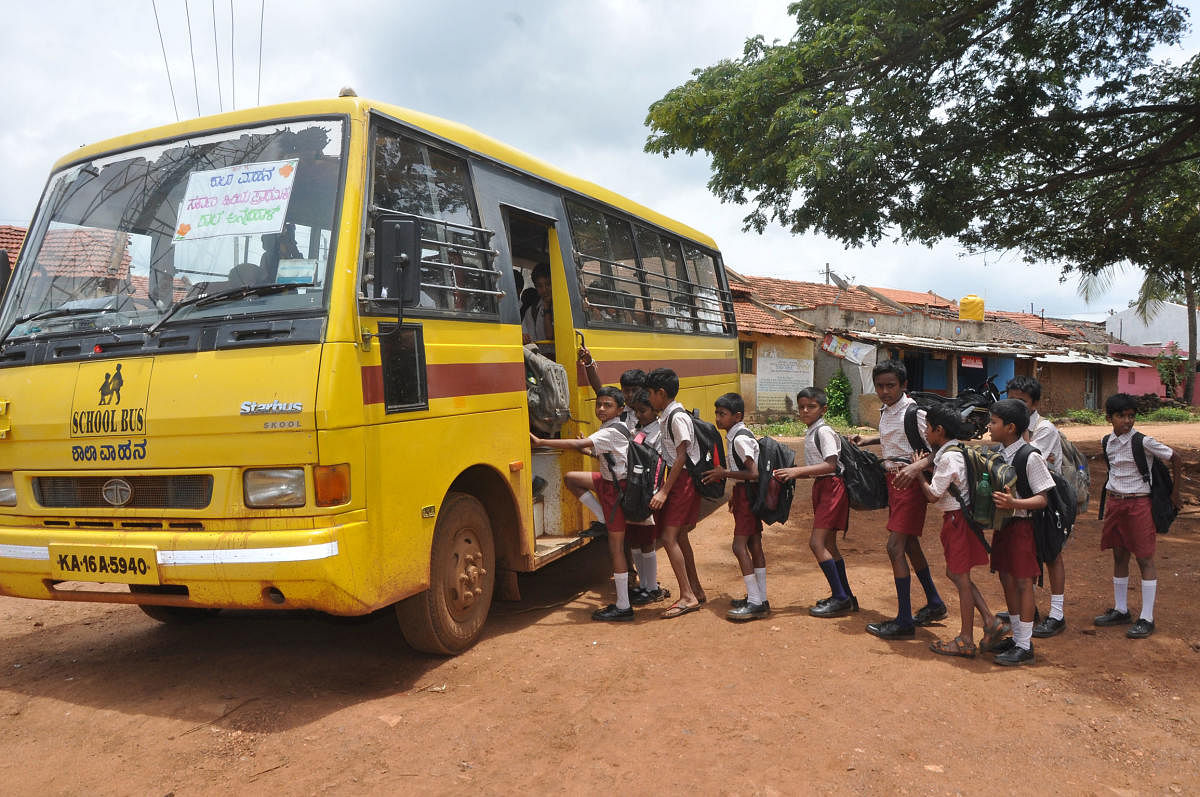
[{"xmin": 374, "ymin": 217, "xmax": 421, "ymax": 307}]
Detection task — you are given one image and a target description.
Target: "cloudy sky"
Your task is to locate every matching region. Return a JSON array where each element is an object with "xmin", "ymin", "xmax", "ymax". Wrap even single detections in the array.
[{"xmin": 2, "ymin": 1, "xmax": 1195, "ymax": 319}]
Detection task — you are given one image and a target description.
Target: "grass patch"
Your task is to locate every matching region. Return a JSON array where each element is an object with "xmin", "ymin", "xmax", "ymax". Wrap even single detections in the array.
[
  {"xmin": 750, "ymin": 417, "xmax": 873, "ymax": 437},
  {"xmin": 1141, "ymin": 407, "xmax": 1196, "ymax": 423},
  {"xmin": 1059, "ymin": 408, "xmax": 1105, "ymax": 425}
]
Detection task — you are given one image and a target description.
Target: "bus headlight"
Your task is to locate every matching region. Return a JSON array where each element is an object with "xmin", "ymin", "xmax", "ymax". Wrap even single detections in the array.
[
  {"xmin": 0, "ymin": 472, "xmax": 15, "ymax": 506},
  {"xmin": 243, "ymin": 468, "xmax": 306, "ymax": 508}
]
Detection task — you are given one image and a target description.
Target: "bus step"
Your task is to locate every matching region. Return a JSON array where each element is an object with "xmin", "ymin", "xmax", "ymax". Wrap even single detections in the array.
[{"xmin": 533, "ymin": 534, "xmax": 588, "ymax": 566}]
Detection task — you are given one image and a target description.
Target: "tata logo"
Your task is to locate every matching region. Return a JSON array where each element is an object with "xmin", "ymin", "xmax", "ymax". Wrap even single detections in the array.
[
  {"xmin": 240, "ymin": 400, "xmax": 303, "ymax": 415},
  {"xmin": 101, "ymin": 478, "xmax": 133, "ymax": 507}
]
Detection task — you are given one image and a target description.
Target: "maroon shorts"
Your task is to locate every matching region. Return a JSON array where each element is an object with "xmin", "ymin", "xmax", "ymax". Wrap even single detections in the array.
[
  {"xmin": 940, "ymin": 510, "xmax": 989, "ymax": 575},
  {"xmin": 591, "ymin": 472, "xmax": 627, "ymax": 535},
  {"xmin": 812, "ymin": 476, "xmax": 849, "ymax": 530},
  {"xmin": 1100, "ymin": 496, "xmax": 1156, "ymax": 559},
  {"xmin": 626, "ymin": 522, "xmax": 658, "ymax": 548},
  {"xmin": 653, "ymin": 470, "xmax": 701, "ymax": 529},
  {"xmin": 991, "ymin": 518, "xmax": 1039, "ymax": 579},
  {"xmin": 886, "ymin": 472, "xmax": 928, "ymax": 535},
  {"xmin": 731, "ymin": 483, "xmax": 763, "ymax": 537}
]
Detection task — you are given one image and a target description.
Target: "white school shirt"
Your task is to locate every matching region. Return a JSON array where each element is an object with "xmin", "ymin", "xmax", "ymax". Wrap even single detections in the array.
[
  {"xmin": 804, "ymin": 417, "xmax": 841, "ymax": 470},
  {"xmin": 635, "ymin": 418, "xmax": 661, "ymax": 450},
  {"xmin": 999, "ymin": 439, "xmax": 1054, "ymax": 517},
  {"xmin": 658, "ymin": 400, "xmax": 700, "ymax": 468},
  {"xmin": 1028, "ymin": 411, "xmax": 1063, "ymax": 475},
  {"xmin": 929, "ymin": 441, "xmax": 969, "ymax": 513},
  {"xmin": 1104, "ymin": 429, "xmax": 1173, "ymax": 495},
  {"xmin": 727, "ymin": 421, "xmax": 759, "ymax": 471},
  {"xmin": 878, "ymin": 394, "xmax": 928, "ymax": 469},
  {"xmin": 619, "ymin": 406, "xmax": 638, "ymax": 432},
  {"xmin": 521, "ymin": 300, "xmax": 551, "ymax": 341},
  {"xmin": 589, "ymin": 419, "xmax": 628, "ymax": 481}
]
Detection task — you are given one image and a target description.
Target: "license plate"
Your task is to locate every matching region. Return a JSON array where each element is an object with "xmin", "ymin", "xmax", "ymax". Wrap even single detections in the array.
[{"xmin": 48, "ymin": 545, "xmax": 160, "ymax": 585}]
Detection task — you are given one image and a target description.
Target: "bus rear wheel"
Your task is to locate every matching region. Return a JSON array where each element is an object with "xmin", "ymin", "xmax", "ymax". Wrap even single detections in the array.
[{"xmin": 396, "ymin": 491, "xmax": 495, "ymax": 655}]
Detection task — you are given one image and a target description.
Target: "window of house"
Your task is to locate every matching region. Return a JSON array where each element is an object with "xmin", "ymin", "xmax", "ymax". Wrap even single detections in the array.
[{"xmin": 740, "ymin": 341, "xmax": 755, "ymax": 374}]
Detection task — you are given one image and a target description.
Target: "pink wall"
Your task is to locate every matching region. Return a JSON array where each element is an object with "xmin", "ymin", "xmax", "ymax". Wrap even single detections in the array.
[{"xmin": 1117, "ymin": 365, "xmax": 1200, "ymax": 403}]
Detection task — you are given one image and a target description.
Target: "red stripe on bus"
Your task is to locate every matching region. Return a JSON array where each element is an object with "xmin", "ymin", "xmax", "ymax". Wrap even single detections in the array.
[
  {"xmin": 361, "ymin": 362, "xmax": 525, "ymax": 405},
  {"xmin": 576, "ymin": 357, "xmax": 735, "ymax": 383}
]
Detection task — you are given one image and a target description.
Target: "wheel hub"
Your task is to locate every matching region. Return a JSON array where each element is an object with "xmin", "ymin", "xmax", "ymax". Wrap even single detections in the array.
[{"xmin": 445, "ymin": 529, "xmax": 488, "ymax": 618}]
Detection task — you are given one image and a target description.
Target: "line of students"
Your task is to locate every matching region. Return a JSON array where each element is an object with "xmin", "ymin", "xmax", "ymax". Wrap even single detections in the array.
[{"xmin": 543, "ymin": 353, "xmax": 1181, "ymax": 665}]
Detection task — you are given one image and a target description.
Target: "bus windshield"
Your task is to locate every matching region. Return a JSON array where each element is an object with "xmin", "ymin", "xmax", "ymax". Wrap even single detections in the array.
[{"xmin": 1, "ymin": 119, "xmax": 345, "ymax": 342}]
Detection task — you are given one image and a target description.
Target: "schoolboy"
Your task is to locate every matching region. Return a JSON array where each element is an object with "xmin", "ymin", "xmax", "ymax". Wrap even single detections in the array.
[
  {"xmin": 530, "ymin": 386, "xmax": 635, "ymax": 621},
  {"xmin": 627, "ymin": 390, "xmax": 669, "ymax": 606},
  {"xmin": 852, "ymin": 360, "xmax": 947, "ymax": 638},
  {"xmin": 1094, "ymin": 393, "xmax": 1181, "ymax": 639},
  {"xmin": 619, "ymin": 369, "xmax": 648, "ymax": 431},
  {"xmin": 774, "ymin": 387, "xmax": 856, "ymax": 617},
  {"xmin": 988, "ymin": 398, "xmax": 1054, "ymax": 665},
  {"xmin": 1006, "ymin": 375, "xmax": 1067, "ymax": 637},
  {"xmin": 703, "ymin": 393, "xmax": 769, "ymax": 621},
  {"xmin": 645, "ymin": 368, "xmax": 706, "ymax": 618}
]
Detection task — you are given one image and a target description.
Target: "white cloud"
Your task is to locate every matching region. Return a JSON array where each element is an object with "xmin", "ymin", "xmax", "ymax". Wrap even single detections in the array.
[{"xmin": 0, "ymin": 0, "xmax": 1186, "ymax": 318}]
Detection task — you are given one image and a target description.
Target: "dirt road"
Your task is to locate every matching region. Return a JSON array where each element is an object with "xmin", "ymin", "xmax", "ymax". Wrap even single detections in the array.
[{"xmin": 1, "ymin": 424, "xmax": 1198, "ymax": 795}]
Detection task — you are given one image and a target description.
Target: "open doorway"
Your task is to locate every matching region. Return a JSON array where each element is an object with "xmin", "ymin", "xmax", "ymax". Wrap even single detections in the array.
[{"xmin": 504, "ymin": 207, "xmax": 556, "ymax": 360}]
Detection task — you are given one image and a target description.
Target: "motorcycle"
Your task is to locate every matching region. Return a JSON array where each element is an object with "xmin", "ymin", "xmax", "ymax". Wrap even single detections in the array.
[{"xmin": 910, "ymin": 374, "xmax": 1001, "ymax": 439}]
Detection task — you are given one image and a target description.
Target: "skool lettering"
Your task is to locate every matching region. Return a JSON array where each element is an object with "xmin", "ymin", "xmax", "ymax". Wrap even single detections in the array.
[{"xmin": 72, "ymin": 407, "xmax": 145, "ymax": 435}]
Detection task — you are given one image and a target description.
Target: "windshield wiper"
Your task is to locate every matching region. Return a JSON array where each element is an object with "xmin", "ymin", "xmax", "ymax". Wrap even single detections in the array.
[
  {"xmin": 147, "ymin": 282, "xmax": 316, "ymax": 334},
  {"xmin": 0, "ymin": 306, "xmax": 112, "ymax": 345}
]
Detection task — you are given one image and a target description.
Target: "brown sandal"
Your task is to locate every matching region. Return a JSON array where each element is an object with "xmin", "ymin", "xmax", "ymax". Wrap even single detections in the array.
[
  {"xmin": 930, "ymin": 635, "xmax": 977, "ymax": 658},
  {"xmin": 979, "ymin": 618, "xmax": 1011, "ymax": 653}
]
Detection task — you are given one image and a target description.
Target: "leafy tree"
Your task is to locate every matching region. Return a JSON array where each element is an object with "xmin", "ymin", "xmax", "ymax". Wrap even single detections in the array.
[
  {"xmin": 1156, "ymin": 342, "xmax": 1186, "ymax": 398},
  {"xmin": 645, "ymin": 1, "xmax": 1200, "ymax": 400}
]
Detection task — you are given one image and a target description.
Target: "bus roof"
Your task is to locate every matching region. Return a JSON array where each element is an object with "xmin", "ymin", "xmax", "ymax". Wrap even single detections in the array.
[{"xmin": 53, "ymin": 96, "xmax": 720, "ymax": 251}]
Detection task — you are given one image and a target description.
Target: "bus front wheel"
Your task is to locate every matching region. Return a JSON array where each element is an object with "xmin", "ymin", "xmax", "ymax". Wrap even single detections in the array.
[{"xmin": 396, "ymin": 491, "xmax": 496, "ymax": 655}]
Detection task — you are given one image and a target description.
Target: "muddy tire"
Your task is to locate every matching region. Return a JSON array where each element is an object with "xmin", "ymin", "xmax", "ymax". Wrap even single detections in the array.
[{"xmin": 396, "ymin": 492, "xmax": 495, "ymax": 655}]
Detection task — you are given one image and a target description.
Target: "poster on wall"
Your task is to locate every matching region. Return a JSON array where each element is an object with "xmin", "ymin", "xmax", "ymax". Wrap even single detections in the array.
[
  {"xmin": 961, "ymin": 355, "xmax": 984, "ymax": 369},
  {"xmin": 756, "ymin": 355, "xmax": 816, "ymax": 411}
]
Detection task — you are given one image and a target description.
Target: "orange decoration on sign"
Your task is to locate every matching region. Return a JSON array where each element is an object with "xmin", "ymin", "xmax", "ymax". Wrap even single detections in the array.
[
  {"xmin": 278, "ymin": 163, "xmax": 294, "ymax": 177},
  {"xmin": 176, "ymin": 223, "xmax": 191, "ymax": 237}
]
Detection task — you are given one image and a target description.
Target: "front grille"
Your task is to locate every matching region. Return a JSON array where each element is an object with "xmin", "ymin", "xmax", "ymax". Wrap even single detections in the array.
[{"xmin": 33, "ymin": 476, "xmax": 214, "ymax": 509}]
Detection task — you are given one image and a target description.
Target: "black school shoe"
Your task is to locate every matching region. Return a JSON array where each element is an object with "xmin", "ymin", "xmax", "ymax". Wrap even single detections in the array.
[
  {"xmin": 810, "ymin": 596, "xmax": 854, "ymax": 618},
  {"xmin": 1094, "ymin": 608, "xmax": 1133, "ymax": 627},
  {"xmin": 591, "ymin": 604, "xmax": 634, "ymax": 622},
  {"xmin": 730, "ymin": 596, "xmax": 771, "ymax": 611},
  {"xmin": 816, "ymin": 594, "xmax": 860, "ymax": 612},
  {"xmin": 579, "ymin": 521, "xmax": 608, "ymax": 539},
  {"xmin": 630, "ymin": 585, "xmax": 670, "ymax": 606},
  {"xmin": 726, "ymin": 602, "xmax": 769, "ymax": 621},
  {"xmin": 1032, "ymin": 616, "xmax": 1066, "ymax": 638},
  {"xmin": 913, "ymin": 602, "xmax": 948, "ymax": 626},
  {"xmin": 994, "ymin": 643, "xmax": 1035, "ymax": 666},
  {"xmin": 1126, "ymin": 618, "xmax": 1155, "ymax": 639},
  {"xmin": 866, "ymin": 619, "xmax": 916, "ymax": 639}
]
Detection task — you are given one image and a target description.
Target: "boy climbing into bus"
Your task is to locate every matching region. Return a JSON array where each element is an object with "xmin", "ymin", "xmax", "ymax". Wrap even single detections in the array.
[
  {"xmin": 703, "ymin": 392, "xmax": 769, "ymax": 621},
  {"xmin": 530, "ymin": 386, "xmax": 636, "ymax": 621},
  {"xmin": 646, "ymin": 368, "xmax": 706, "ymax": 618},
  {"xmin": 628, "ymin": 389, "xmax": 669, "ymax": 605}
]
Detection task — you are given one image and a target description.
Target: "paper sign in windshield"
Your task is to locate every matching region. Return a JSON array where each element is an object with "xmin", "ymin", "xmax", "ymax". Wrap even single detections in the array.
[{"xmin": 175, "ymin": 159, "xmax": 299, "ymax": 241}]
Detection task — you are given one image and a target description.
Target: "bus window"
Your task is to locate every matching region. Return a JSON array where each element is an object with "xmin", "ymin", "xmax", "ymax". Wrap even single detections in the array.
[
  {"xmin": 370, "ymin": 130, "xmax": 501, "ymax": 316},
  {"xmin": 685, "ymin": 245, "xmax": 727, "ymax": 334}
]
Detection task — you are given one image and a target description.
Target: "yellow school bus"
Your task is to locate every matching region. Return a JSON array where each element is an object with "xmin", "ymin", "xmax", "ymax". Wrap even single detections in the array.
[{"xmin": 0, "ymin": 95, "xmax": 737, "ymax": 653}]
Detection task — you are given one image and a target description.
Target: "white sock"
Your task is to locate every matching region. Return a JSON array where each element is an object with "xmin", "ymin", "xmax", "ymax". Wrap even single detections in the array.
[
  {"xmin": 743, "ymin": 574, "xmax": 761, "ymax": 605},
  {"xmin": 1140, "ymin": 580, "xmax": 1157, "ymax": 622},
  {"xmin": 1016, "ymin": 620, "xmax": 1034, "ymax": 650},
  {"xmin": 1113, "ymin": 576, "xmax": 1129, "ymax": 613},
  {"xmin": 579, "ymin": 492, "xmax": 604, "ymax": 522},
  {"xmin": 640, "ymin": 549, "xmax": 658, "ymax": 590},
  {"xmin": 755, "ymin": 567, "xmax": 767, "ymax": 602},
  {"xmin": 614, "ymin": 572, "xmax": 630, "ymax": 610},
  {"xmin": 1049, "ymin": 594, "xmax": 1065, "ymax": 621}
]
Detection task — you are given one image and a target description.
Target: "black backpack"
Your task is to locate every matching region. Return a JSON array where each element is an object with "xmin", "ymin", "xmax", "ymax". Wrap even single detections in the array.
[
  {"xmin": 666, "ymin": 407, "xmax": 728, "ymax": 499},
  {"xmin": 1099, "ymin": 432, "xmax": 1178, "ymax": 534},
  {"xmin": 730, "ymin": 429, "xmax": 796, "ymax": 525},
  {"xmin": 903, "ymin": 403, "xmax": 930, "ymax": 455},
  {"xmin": 818, "ymin": 432, "xmax": 889, "ymax": 511},
  {"xmin": 1013, "ymin": 444, "xmax": 1077, "ymax": 574},
  {"xmin": 602, "ymin": 425, "xmax": 665, "ymax": 523}
]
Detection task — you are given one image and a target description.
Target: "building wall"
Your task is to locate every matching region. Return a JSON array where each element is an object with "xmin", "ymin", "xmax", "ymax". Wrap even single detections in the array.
[
  {"xmin": 1105, "ymin": 303, "xmax": 1197, "ymax": 348},
  {"xmin": 1033, "ymin": 363, "xmax": 1120, "ymax": 415},
  {"xmin": 1115, "ymin": 363, "xmax": 1200, "ymax": 401},
  {"xmin": 738, "ymin": 333, "xmax": 816, "ymax": 418}
]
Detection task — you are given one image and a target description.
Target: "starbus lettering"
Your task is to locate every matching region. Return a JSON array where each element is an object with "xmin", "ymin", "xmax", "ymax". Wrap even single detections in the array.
[{"xmin": 239, "ymin": 400, "xmax": 303, "ymax": 415}]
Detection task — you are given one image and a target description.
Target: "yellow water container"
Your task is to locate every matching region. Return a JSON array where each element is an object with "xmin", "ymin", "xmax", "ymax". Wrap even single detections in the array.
[{"xmin": 959, "ymin": 294, "xmax": 984, "ymax": 321}]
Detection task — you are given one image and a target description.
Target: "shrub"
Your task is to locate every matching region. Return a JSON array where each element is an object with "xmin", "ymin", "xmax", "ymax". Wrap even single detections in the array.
[
  {"xmin": 1142, "ymin": 407, "xmax": 1194, "ymax": 423},
  {"xmin": 826, "ymin": 369, "xmax": 852, "ymax": 424},
  {"xmin": 1061, "ymin": 408, "xmax": 1104, "ymax": 425}
]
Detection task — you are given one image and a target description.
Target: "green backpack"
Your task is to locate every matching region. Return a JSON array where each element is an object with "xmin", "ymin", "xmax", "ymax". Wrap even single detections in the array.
[{"xmin": 944, "ymin": 443, "xmax": 1019, "ymax": 551}]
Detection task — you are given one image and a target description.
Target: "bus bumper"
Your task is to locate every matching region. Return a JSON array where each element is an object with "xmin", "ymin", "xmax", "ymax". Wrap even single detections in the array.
[{"xmin": 0, "ymin": 521, "xmax": 391, "ymax": 615}]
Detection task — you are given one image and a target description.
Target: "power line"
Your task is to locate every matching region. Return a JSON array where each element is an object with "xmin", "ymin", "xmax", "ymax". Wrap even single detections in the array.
[
  {"xmin": 211, "ymin": 0, "xmax": 223, "ymax": 113},
  {"xmin": 185, "ymin": 0, "xmax": 201, "ymax": 116},
  {"xmin": 257, "ymin": 0, "xmax": 265, "ymax": 106},
  {"xmin": 151, "ymin": 0, "xmax": 180, "ymax": 121}
]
